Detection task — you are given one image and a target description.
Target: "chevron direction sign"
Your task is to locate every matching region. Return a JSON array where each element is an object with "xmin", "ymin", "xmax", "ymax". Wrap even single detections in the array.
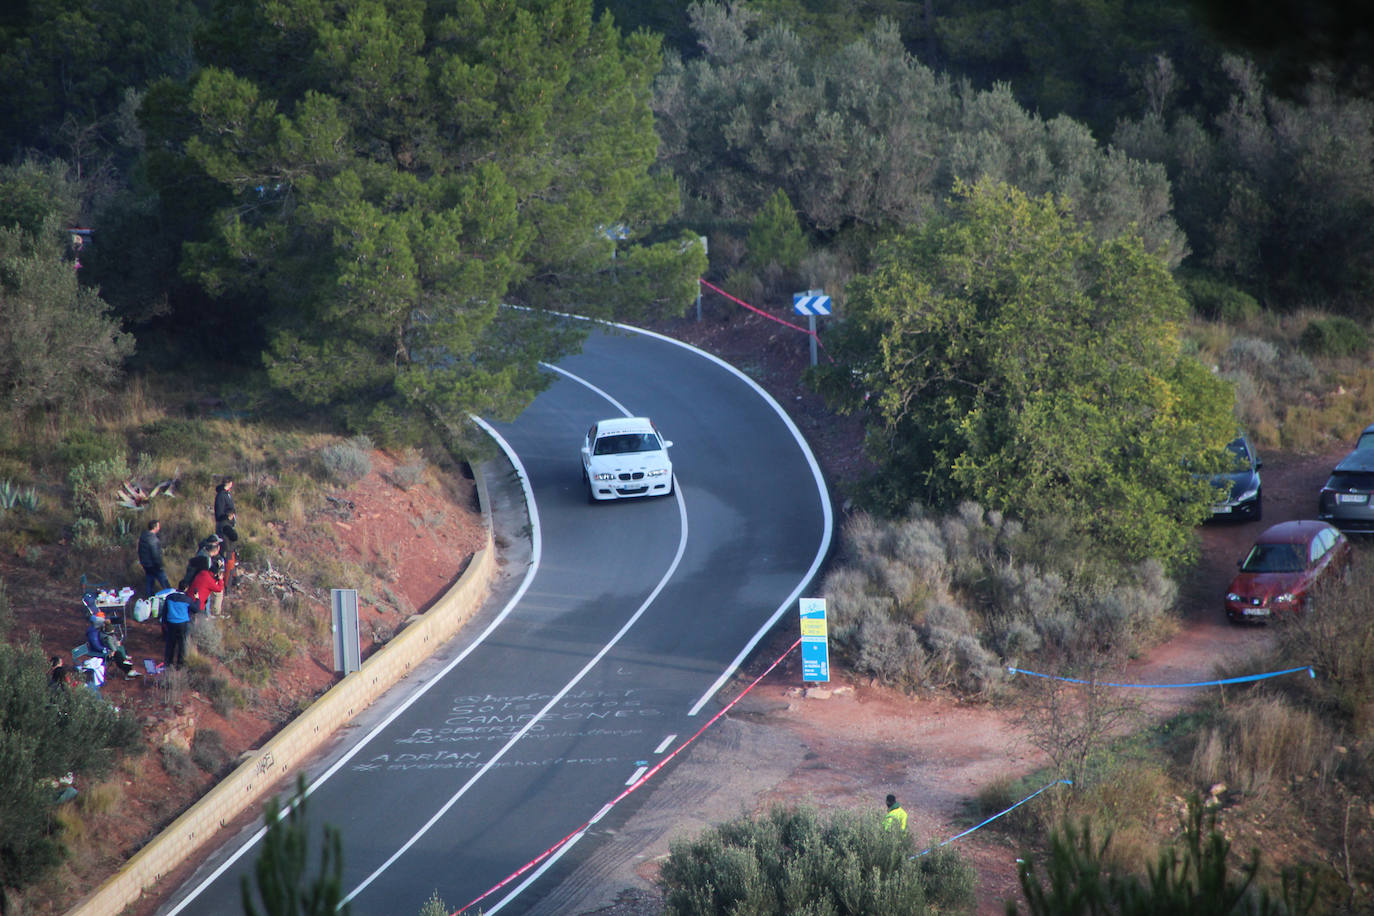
[{"xmin": 793, "ymin": 291, "xmax": 831, "ymax": 316}]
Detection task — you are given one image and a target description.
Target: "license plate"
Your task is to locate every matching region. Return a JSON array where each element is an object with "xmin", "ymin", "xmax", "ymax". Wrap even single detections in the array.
[
  {"xmin": 1337, "ymin": 493, "xmax": 1367, "ymax": 504},
  {"xmin": 1212, "ymin": 504, "xmax": 1231, "ymax": 513},
  {"xmin": 1243, "ymin": 607, "xmax": 1270, "ymax": 617}
]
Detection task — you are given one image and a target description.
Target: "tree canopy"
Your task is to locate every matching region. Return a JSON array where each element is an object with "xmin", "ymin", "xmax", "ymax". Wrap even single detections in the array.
[
  {"xmin": 654, "ymin": 3, "xmax": 1185, "ymax": 268},
  {"xmin": 0, "ymin": 160, "xmax": 132, "ymax": 413},
  {"xmin": 154, "ymin": 0, "xmax": 703, "ymax": 439},
  {"xmin": 810, "ymin": 179, "xmax": 1235, "ymax": 567}
]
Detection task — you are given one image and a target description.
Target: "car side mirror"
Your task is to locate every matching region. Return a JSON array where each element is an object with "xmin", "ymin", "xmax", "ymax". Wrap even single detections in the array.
[{"xmin": 662, "ymin": 440, "xmax": 673, "ymax": 449}]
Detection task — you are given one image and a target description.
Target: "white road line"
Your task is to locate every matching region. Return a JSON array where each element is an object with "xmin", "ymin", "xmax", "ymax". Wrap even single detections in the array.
[
  {"xmin": 342, "ymin": 371, "xmax": 690, "ymax": 911},
  {"xmin": 165, "ymin": 418, "xmax": 542, "ymax": 916},
  {"xmin": 625, "ymin": 766, "xmax": 648, "ymax": 786},
  {"xmin": 654, "ymin": 734, "xmax": 676, "ymax": 754}
]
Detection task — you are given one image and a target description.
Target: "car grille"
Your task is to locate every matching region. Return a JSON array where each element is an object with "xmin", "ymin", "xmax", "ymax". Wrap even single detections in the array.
[{"xmin": 617, "ymin": 472, "xmax": 645, "ymax": 481}]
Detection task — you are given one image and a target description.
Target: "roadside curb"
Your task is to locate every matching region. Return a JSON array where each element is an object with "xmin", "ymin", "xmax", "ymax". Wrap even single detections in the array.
[{"xmin": 67, "ymin": 461, "xmax": 498, "ymax": 916}]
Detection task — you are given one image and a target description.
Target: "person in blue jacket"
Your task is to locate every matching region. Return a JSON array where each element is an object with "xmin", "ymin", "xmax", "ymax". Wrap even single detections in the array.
[{"xmin": 162, "ymin": 590, "xmax": 195, "ymax": 669}]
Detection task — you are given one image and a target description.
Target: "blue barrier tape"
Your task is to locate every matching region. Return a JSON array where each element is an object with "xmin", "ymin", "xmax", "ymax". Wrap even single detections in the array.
[
  {"xmin": 913, "ymin": 779, "xmax": 1073, "ymax": 857},
  {"xmin": 1006, "ymin": 664, "xmax": 1315, "ymax": 689}
]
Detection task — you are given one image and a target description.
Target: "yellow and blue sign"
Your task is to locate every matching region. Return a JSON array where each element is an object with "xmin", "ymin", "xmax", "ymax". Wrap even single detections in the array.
[{"xmin": 799, "ymin": 597, "xmax": 829, "ymax": 682}]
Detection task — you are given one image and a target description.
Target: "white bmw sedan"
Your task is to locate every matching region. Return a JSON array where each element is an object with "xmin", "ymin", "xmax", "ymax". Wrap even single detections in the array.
[{"xmin": 581, "ymin": 417, "xmax": 674, "ymax": 502}]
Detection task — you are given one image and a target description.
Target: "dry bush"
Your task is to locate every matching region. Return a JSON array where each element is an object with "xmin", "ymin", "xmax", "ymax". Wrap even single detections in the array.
[{"xmin": 1188, "ymin": 694, "xmax": 1336, "ymax": 794}]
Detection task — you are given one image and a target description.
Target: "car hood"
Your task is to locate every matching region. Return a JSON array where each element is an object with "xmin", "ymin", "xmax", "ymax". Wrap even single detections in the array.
[
  {"xmin": 587, "ymin": 452, "xmax": 671, "ymax": 474},
  {"xmin": 1228, "ymin": 570, "xmax": 1303, "ymax": 598},
  {"xmin": 1211, "ymin": 469, "xmax": 1260, "ymax": 500}
]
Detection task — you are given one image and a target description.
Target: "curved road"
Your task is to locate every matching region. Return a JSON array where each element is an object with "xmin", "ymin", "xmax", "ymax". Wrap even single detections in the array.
[{"xmin": 160, "ymin": 323, "xmax": 832, "ymax": 915}]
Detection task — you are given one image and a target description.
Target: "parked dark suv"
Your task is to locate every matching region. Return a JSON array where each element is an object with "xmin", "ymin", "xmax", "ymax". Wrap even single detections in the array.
[
  {"xmin": 1207, "ymin": 435, "xmax": 1262, "ymax": 520},
  {"xmin": 1318, "ymin": 449, "xmax": 1374, "ymax": 532}
]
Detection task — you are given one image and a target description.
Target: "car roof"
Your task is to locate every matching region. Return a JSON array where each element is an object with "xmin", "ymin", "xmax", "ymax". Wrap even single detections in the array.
[
  {"xmin": 1333, "ymin": 449, "xmax": 1374, "ymax": 473},
  {"xmin": 593, "ymin": 417, "xmax": 656, "ymax": 437},
  {"xmin": 1253, "ymin": 520, "xmax": 1334, "ymax": 544}
]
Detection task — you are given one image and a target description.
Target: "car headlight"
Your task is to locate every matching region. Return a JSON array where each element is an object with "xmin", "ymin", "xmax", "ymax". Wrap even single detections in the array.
[
  {"xmin": 646, "ymin": 468, "xmax": 669, "ymax": 477},
  {"xmin": 1226, "ymin": 592, "xmax": 1243, "ymax": 602},
  {"xmin": 1235, "ymin": 485, "xmax": 1259, "ymax": 502},
  {"xmin": 592, "ymin": 472, "xmax": 614, "ymax": 481},
  {"xmin": 1274, "ymin": 593, "xmax": 1296, "ymax": 605}
]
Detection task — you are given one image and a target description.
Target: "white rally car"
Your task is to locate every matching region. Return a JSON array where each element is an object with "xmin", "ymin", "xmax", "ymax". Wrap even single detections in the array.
[{"xmin": 581, "ymin": 417, "xmax": 674, "ymax": 502}]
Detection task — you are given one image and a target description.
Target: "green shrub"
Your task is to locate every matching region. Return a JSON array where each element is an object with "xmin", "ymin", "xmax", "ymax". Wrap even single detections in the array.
[
  {"xmin": 55, "ymin": 428, "xmax": 124, "ymax": 470},
  {"xmin": 1299, "ymin": 316, "xmax": 1369, "ymax": 357},
  {"xmin": 319, "ymin": 436, "xmax": 373, "ymax": 485},
  {"xmin": 659, "ymin": 805, "xmax": 975, "ymax": 916},
  {"xmin": 137, "ymin": 417, "xmax": 212, "ymax": 462},
  {"xmin": 68, "ymin": 454, "xmax": 130, "ymax": 520},
  {"xmin": 1180, "ymin": 273, "xmax": 1260, "ymax": 324}
]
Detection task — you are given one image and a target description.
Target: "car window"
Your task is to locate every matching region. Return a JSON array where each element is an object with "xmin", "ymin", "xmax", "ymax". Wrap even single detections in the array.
[
  {"xmin": 1328, "ymin": 470, "xmax": 1374, "ymax": 490},
  {"xmin": 1317, "ymin": 528, "xmax": 1337, "ymax": 556},
  {"xmin": 1358, "ymin": 431, "xmax": 1374, "ymax": 451},
  {"xmin": 1240, "ymin": 543, "xmax": 1304, "ymax": 574},
  {"xmin": 1309, "ymin": 536, "xmax": 1324, "ymax": 565},
  {"xmin": 594, "ymin": 433, "xmax": 659, "ymax": 456}
]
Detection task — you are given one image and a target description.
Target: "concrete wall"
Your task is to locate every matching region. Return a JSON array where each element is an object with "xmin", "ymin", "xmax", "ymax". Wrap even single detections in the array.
[{"xmin": 67, "ymin": 464, "xmax": 497, "ymax": 916}]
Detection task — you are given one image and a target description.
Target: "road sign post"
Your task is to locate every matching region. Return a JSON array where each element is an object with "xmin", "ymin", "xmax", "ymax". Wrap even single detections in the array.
[
  {"xmin": 792, "ymin": 289, "xmax": 831, "ymax": 366},
  {"xmin": 799, "ymin": 597, "xmax": 830, "ymax": 682},
  {"xmin": 331, "ymin": 588, "xmax": 361, "ymax": 675}
]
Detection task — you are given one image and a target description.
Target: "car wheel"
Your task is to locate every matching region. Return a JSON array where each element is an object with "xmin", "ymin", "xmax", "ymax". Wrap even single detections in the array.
[
  {"xmin": 1252, "ymin": 492, "xmax": 1262, "ymax": 521},
  {"xmin": 663, "ymin": 476, "xmax": 674, "ymax": 497},
  {"xmin": 587, "ymin": 483, "xmax": 598, "ymax": 505}
]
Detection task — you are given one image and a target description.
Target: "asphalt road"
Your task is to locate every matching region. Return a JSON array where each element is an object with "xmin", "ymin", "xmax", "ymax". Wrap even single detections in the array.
[{"xmin": 158, "ymin": 322, "xmax": 832, "ymax": 916}]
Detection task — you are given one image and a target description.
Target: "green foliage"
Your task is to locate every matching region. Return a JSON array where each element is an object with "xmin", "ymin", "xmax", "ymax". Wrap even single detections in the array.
[
  {"xmin": 160, "ymin": 743, "xmax": 199, "ymax": 790},
  {"xmin": 137, "ymin": 417, "xmax": 213, "ymax": 462},
  {"xmin": 747, "ymin": 189, "xmax": 808, "ymax": 271},
  {"xmin": 1180, "ymin": 271, "xmax": 1260, "ymax": 323},
  {"xmin": 1012, "ymin": 798, "xmax": 1316, "ymax": 915},
  {"xmin": 1298, "ymin": 316, "xmax": 1369, "ymax": 358},
  {"xmin": 655, "ymin": 6, "xmax": 1185, "ymax": 265},
  {"xmin": 417, "ymin": 891, "xmax": 449, "ymax": 916},
  {"xmin": 55, "ymin": 428, "xmax": 125, "ymax": 471},
  {"xmin": 243, "ymin": 774, "xmax": 350, "ymax": 916},
  {"xmin": 156, "ymin": 0, "xmax": 702, "ymax": 440},
  {"xmin": 68, "ymin": 454, "xmax": 130, "ymax": 520},
  {"xmin": 1115, "ymin": 58, "xmax": 1374, "ymax": 313},
  {"xmin": 810, "ymin": 179, "xmax": 1235, "ymax": 568},
  {"xmin": 190, "ymin": 728, "xmax": 231, "ymax": 775},
  {"xmin": 659, "ymin": 805, "xmax": 974, "ymax": 916},
  {"xmin": 0, "ymin": 162, "xmax": 134, "ymax": 413},
  {"xmin": 0, "ymin": 636, "xmax": 140, "ymax": 897}
]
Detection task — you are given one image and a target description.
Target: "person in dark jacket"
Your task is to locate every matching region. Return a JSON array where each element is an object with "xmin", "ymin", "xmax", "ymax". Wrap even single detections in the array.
[
  {"xmin": 162, "ymin": 591, "xmax": 195, "ymax": 669},
  {"xmin": 216, "ymin": 509, "xmax": 239, "ymax": 593},
  {"xmin": 178, "ymin": 535, "xmax": 219, "ymax": 591},
  {"xmin": 137, "ymin": 519, "xmax": 170, "ymax": 597},
  {"xmin": 214, "ymin": 477, "xmax": 235, "ymax": 525}
]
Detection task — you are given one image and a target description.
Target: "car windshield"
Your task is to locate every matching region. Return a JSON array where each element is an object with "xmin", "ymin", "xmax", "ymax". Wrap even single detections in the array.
[
  {"xmin": 1358, "ymin": 431, "xmax": 1374, "ymax": 451},
  {"xmin": 1240, "ymin": 542, "xmax": 1305, "ymax": 574},
  {"xmin": 1224, "ymin": 439, "xmax": 1252, "ymax": 471},
  {"xmin": 594, "ymin": 433, "xmax": 659, "ymax": 456}
]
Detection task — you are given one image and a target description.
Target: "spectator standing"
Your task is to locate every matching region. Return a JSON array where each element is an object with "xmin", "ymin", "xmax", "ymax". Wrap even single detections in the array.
[
  {"xmin": 217, "ymin": 509, "xmax": 239, "ymax": 592},
  {"xmin": 189, "ymin": 541, "xmax": 225, "ymax": 616},
  {"xmin": 162, "ymin": 590, "xmax": 195, "ymax": 669},
  {"xmin": 49, "ymin": 655, "xmax": 68, "ymax": 692},
  {"xmin": 178, "ymin": 535, "xmax": 218, "ymax": 591},
  {"xmin": 137, "ymin": 519, "xmax": 170, "ymax": 597},
  {"xmin": 214, "ymin": 477, "xmax": 235, "ymax": 526},
  {"xmin": 883, "ymin": 794, "xmax": 908, "ymax": 832}
]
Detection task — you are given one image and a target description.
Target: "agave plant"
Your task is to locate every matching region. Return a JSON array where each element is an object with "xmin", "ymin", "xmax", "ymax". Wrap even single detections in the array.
[
  {"xmin": 0, "ymin": 479, "xmax": 17, "ymax": 510},
  {"xmin": 16, "ymin": 486, "xmax": 38, "ymax": 512}
]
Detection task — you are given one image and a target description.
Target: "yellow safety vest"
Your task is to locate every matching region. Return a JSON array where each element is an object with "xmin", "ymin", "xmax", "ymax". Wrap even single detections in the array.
[{"xmin": 884, "ymin": 805, "xmax": 907, "ymax": 831}]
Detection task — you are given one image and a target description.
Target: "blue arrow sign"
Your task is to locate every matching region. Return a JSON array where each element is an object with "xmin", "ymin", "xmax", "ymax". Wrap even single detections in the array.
[{"xmin": 793, "ymin": 293, "xmax": 831, "ymax": 316}]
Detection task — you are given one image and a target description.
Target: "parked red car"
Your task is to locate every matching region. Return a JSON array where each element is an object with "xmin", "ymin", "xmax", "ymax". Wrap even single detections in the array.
[{"xmin": 1225, "ymin": 520, "xmax": 1350, "ymax": 623}]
